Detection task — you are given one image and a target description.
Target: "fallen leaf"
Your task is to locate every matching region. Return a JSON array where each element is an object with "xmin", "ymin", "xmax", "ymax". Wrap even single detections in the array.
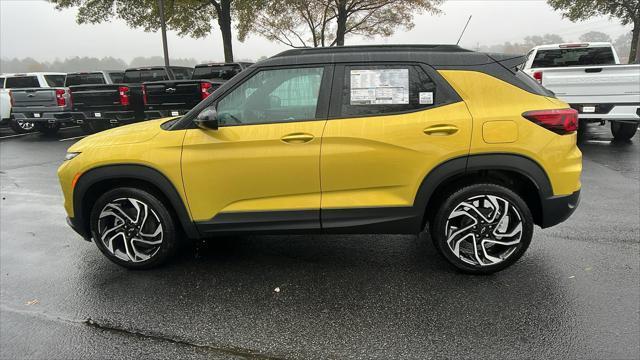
[{"xmin": 25, "ymin": 299, "xmax": 39, "ymax": 306}]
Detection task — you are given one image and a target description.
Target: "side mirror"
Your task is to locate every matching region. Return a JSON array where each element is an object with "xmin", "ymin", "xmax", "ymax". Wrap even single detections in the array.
[{"xmin": 194, "ymin": 108, "xmax": 218, "ymax": 130}]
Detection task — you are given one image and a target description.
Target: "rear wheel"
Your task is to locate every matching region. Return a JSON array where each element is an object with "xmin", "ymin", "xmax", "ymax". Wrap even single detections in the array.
[
  {"xmin": 611, "ymin": 121, "xmax": 638, "ymax": 141},
  {"xmin": 79, "ymin": 122, "xmax": 96, "ymax": 134},
  {"xmin": 9, "ymin": 118, "xmax": 35, "ymax": 134},
  {"xmin": 90, "ymin": 187, "xmax": 177, "ymax": 269},
  {"xmin": 430, "ymin": 183, "xmax": 533, "ymax": 274},
  {"xmin": 34, "ymin": 123, "xmax": 60, "ymax": 136}
]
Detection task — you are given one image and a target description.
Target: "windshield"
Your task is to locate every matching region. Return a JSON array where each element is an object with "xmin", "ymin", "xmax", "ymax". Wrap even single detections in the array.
[
  {"xmin": 532, "ymin": 47, "xmax": 615, "ymax": 68},
  {"xmin": 65, "ymin": 73, "xmax": 106, "ymax": 86},
  {"xmin": 192, "ymin": 65, "xmax": 241, "ymax": 81}
]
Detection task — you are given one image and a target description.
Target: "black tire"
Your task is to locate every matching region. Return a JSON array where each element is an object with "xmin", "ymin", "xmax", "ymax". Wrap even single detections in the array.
[
  {"xmin": 9, "ymin": 118, "xmax": 35, "ymax": 134},
  {"xmin": 90, "ymin": 187, "xmax": 177, "ymax": 269},
  {"xmin": 34, "ymin": 123, "xmax": 60, "ymax": 136},
  {"xmin": 79, "ymin": 122, "xmax": 96, "ymax": 134},
  {"xmin": 611, "ymin": 121, "xmax": 638, "ymax": 141},
  {"xmin": 430, "ymin": 183, "xmax": 533, "ymax": 274}
]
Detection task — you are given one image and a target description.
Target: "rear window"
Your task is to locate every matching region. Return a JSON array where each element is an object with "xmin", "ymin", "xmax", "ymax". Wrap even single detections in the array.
[
  {"xmin": 192, "ymin": 65, "xmax": 242, "ymax": 81},
  {"xmin": 65, "ymin": 73, "xmax": 106, "ymax": 86},
  {"xmin": 171, "ymin": 67, "xmax": 192, "ymax": 80},
  {"xmin": 5, "ymin": 76, "xmax": 40, "ymax": 88},
  {"xmin": 109, "ymin": 72, "xmax": 124, "ymax": 84},
  {"xmin": 124, "ymin": 69, "xmax": 169, "ymax": 83},
  {"xmin": 532, "ymin": 47, "xmax": 616, "ymax": 68},
  {"xmin": 44, "ymin": 75, "xmax": 66, "ymax": 87}
]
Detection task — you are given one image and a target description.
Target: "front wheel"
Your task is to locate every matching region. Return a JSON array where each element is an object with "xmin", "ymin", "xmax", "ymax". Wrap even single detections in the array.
[
  {"xmin": 9, "ymin": 118, "xmax": 35, "ymax": 134},
  {"xmin": 611, "ymin": 121, "xmax": 638, "ymax": 141},
  {"xmin": 430, "ymin": 184, "xmax": 533, "ymax": 274},
  {"xmin": 90, "ymin": 187, "xmax": 177, "ymax": 269}
]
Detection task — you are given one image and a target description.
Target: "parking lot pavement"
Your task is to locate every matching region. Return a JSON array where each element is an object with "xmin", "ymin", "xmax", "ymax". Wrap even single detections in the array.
[{"xmin": 0, "ymin": 123, "xmax": 638, "ymax": 360}]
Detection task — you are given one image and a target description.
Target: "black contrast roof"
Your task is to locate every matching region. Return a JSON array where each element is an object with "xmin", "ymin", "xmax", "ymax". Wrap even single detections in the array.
[{"xmin": 262, "ymin": 44, "xmax": 509, "ymax": 67}]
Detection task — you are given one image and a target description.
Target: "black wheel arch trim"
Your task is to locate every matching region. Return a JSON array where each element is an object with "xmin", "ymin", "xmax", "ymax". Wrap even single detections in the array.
[{"xmin": 72, "ymin": 164, "xmax": 200, "ymax": 240}]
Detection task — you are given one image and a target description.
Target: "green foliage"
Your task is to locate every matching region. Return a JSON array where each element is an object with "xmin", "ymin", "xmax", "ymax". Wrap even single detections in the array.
[
  {"xmin": 240, "ymin": 0, "xmax": 443, "ymax": 48},
  {"xmin": 546, "ymin": 0, "xmax": 639, "ymax": 62},
  {"xmin": 546, "ymin": 0, "xmax": 639, "ymax": 25},
  {"xmin": 579, "ymin": 31, "xmax": 612, "ymax": 42}
]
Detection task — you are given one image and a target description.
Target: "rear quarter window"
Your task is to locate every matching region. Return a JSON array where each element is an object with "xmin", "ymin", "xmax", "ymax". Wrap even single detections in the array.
[
  {"xmin": 5, "ymin": 76, "xmax": 40, "ymax": 88},
  {"xmin": 339, "ymin": 64, "xmax": 439, "ymax": 117},
  {"xmin": 44, "ymin": 75, "xmax": 66, "ymax": 87}
]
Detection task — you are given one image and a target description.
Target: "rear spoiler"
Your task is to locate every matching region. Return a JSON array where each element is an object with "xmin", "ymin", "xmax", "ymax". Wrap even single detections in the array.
[{"xmin": 486, "ymin": 53, "xmax": 527, "ymax": 70}]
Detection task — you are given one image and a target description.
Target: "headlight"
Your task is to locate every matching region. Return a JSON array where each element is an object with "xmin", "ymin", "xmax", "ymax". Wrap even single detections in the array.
[{"xmin": 64, "ymin": 152, "xmax": 81, "ymax": 161}]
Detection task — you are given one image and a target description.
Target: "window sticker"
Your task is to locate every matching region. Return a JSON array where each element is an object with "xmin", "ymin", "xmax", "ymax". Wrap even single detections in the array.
[
  {"xmin": 350, "ymin": 69, "xmax": 409, "ymax": 105},
  {"xmin": 419, "ymin": 91, "xmax": 434, "ymax": 105}
]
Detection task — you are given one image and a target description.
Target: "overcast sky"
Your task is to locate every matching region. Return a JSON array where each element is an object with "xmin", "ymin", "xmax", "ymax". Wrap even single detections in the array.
[{"xmin": 0, "ymin": 0, "xmax": 632, "ymax": 62}]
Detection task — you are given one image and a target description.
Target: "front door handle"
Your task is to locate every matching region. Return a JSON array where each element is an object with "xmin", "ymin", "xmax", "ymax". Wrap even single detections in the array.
[
  {"xmin": 281, "ymin": 133, "xmax": 315, "ymax": 144},
  {"xmin": 423, "ymin": 124, "xmax": 459, "ymax": 136}
]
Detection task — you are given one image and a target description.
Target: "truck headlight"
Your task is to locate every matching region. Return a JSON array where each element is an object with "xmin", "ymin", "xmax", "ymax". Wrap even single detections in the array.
[{"xmin": 64, "ymin": 152, "xmax": 81, "ymax": 161}]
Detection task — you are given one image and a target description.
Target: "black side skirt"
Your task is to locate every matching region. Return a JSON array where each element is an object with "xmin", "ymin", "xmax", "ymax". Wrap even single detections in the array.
[{"xmin": 195, "ymin": 207, "xmax": 422, "ymax": 236}]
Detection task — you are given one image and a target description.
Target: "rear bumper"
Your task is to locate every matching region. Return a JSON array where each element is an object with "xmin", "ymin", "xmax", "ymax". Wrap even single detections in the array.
[
  {"xmin": 144, "ymin": 109, "xmax": 189, "ymax": 120},
  {"xmin": 66, "ymin": 217, "xmax": 91, "ymax": 242},
  {"xmin": 570, "ymin": 103, "xmax": 640, "ymax": 122},
  {"xmin": 77, "ymin": 110, "xmax": 137, "ymax": 123},
  {"xmin": 540, "ymin": 189, "xmax": 581, "ymax": 228},
  {"xmin": 12, "ymin": 111, "xmax": 83, "ymax": 124}
]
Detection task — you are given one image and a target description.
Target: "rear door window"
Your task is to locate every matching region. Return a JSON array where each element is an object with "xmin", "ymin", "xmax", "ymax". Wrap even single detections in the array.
[
  {"xmin": 65, "ymin": 73, "xmax": 106, "ymax": 86},
  {"xmin": 192, "ymin": 65, "xmax": 242, "ymax": 81},
  {"xmin": 532, "ymin": 47, "xmax": 616, "ymax": 68},
  {"xmin": 338, "ymin": 64, "xmax": 438, "ymax": 117},
  {"xmin": 171, "ymin": 67, "xmax": 193, "ymax": 80},
  {"xmin": 44, "ymin": 75, "xmax": 66, "ymax": 87},
  {"xmin": 109, "ymin": 72, "xmax": 124, "ymax": 84},
  {"xmin": 5, "ymin": 76, "xmax": 40, "ymax": 88}
]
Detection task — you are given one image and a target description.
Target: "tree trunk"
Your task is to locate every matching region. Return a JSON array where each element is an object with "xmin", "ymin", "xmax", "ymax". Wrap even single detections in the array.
[
  {"xmin": 335, "ymin": 2, "xmax": 347, "ymax": 46},
  {"xmin": 217, "ymin": 0, "xmax": 234, "ymax": 62},
  {"xmin": 632, "ymin": 21, "xmax": 640, "ymax": 64}
]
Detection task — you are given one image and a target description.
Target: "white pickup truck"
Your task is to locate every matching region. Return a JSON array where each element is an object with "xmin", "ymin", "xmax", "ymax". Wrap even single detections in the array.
[
  {"xmin": 0, "ymin": 72, "xmax": 68, "ymax": 134},
  {"xmin": 522, "ymin": 42, "xmax": 640, "ymax": 141}
]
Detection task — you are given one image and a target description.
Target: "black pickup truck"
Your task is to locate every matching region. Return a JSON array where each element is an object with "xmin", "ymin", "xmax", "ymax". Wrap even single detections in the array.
[
  {"xmin": 142, "ymin": 62, "xmax": 252, "ymax": 120},
  {"xmin": 70, "ymin": 66, "xmax": 192, "ymax": 133}
]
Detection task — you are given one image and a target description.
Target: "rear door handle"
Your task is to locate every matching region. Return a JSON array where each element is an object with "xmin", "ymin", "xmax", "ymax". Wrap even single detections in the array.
[
  {"xmin": 423, "ymin": 125, "xmax": 459, "ymax": 136},
  {"xmin": 281, "ymin": 133, "xmax": 315, "ymax": 144}
]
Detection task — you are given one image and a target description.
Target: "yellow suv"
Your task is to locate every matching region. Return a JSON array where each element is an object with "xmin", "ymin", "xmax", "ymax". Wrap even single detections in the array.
[{"xmin": 58, "ymin": 45, "xmax": 582, "ymax": 274}]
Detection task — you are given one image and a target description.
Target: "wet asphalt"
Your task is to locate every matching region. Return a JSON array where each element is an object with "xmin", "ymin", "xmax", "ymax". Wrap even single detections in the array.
[{"xmin": 0, "ymin": 123, "xmax": 638, "ymax": 360}]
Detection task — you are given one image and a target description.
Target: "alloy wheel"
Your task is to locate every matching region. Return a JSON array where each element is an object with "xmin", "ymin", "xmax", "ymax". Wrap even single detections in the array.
[
  {"xmin": 16, "ymin": 119, "xmax": 35, "ymax": 131},
  {"xmin": 444, "ymin": 195, "xmax": 523, "ymax": 267},
  {"xmin": 97, "ymin": 198, "xmax": 164, "ymax": 262}
]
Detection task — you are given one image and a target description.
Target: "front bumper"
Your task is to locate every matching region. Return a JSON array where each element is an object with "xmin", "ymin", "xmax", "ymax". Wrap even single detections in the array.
[
  {"xmin": 540, "ymin": 189, "xmax": 581, "ymax": 228},
  {"xmin": 66, "ymin": 217, "xmax": 92, "ymax": 242}
]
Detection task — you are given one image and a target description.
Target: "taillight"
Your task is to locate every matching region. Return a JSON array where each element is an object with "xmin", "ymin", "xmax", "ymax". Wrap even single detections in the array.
[
  {"xmin": 119, "ymin": 86, "xmax": 130, "ymax": 106},
  {"xmin": 200, "ymin": 82, "xmax": 212, "ymax": 100},
  {"xmin": 532, "ymin": 71, "xmax": 543, "ymax": 84},
  {"xmin": 9, "ymin": 90, "xmax": 14, "ymax": 106},
  {"xmin": 522, "ymin": 108, "xmax": 578, "ymax": 135},
  {"xmin": 56, "ymin": 88, "xmax": 66, "ymax": 107},
  {"xmin": 142, "ymin": 85, "xmax": 147, "ymax": 105}
]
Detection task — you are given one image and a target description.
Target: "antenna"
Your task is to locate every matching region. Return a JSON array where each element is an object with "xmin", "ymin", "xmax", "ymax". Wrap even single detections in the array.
[{"xmin": 456, "ymin": 15, "xmax": 472, "ymax": 45}]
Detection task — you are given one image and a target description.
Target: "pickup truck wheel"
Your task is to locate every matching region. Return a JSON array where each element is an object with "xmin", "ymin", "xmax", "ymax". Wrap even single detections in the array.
[
  {"xmin": 79, "ymin": 122, "xmax": 96, "ymax": 134},
  {"xmin": 34, "ymin": 123, "xmax": 60, "ymax": 136},
  {"xmin": 611, "ymin": 121, "xmax": 638, "ymax": 141},
  {"xmin": 430, "ymin": 184, "xmax": 533, "ymax": 274},
  {"xmin": 90, "ymin": 187, "xmax": 177, "ymax": 269},
  {"xmin": 9, "ymin": 119, "xmax": 35, "ymax": 134}
]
